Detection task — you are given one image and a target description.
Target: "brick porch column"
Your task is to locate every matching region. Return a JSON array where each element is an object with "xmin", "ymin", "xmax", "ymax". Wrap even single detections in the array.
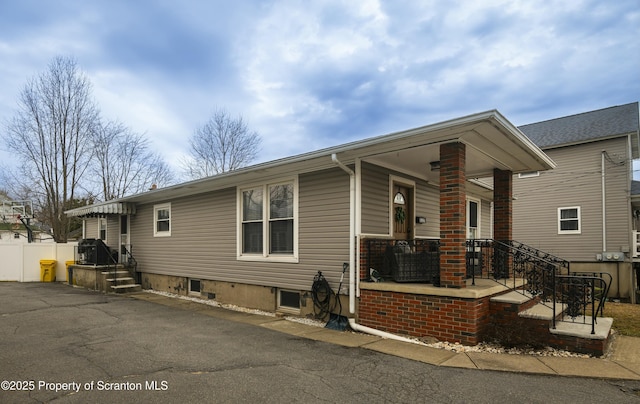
[
  {"xmin": 493, "ymin": 169, "xmax": 513, "ymax": 278},
  {"xmin": 493, "ymin": 169, "xmax": 513, "ymax": 242},
  {"xmin": 439, "ymin": 142, "xmax": 466, "ymax": 288}
]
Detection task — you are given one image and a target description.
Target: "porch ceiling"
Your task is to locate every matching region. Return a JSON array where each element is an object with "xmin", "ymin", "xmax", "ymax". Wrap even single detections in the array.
[{"xmin": 360, "ymin": 117, "xmax": 555, "ymax": 184}]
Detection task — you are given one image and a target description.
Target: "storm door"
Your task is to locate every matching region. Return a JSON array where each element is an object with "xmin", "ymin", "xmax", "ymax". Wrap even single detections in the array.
[{"xmin": 119, "ymin": 215, "xmax": 130, "ymax": 264}]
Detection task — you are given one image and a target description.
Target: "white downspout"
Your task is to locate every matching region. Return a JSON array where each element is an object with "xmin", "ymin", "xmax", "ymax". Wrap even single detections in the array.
[
  {"xmin": 602, "ymin": 151, "xmax": 607, "ymax": 251},
  {"xmin": 332, "ymin": 154, "xmax": 419, "ymax": 343},
  {"xmin": 331, "ymin": 154, "xmax": 356, "ymax": 314},
  {"xmin": 347, "ymin": 318, "xmax": 420, "ymax": 344}
]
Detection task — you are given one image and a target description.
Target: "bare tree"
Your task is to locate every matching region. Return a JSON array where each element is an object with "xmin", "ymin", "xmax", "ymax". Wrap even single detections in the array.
[
  {"xmin": 4, "ymin": 56, "xmax": 98, "ymax": 242},
  {"xmin": 91, "ymin": 121, "xmax": 174, "ymax": 201},
  {"xmin": 181, "ymin": 109, "xmax": 261, "ymax": 179}
]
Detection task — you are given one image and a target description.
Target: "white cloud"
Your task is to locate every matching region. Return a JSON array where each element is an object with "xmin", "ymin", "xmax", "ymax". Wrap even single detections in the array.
[{"xmin": 0, "ymin": 0, "xmax": 638, "ymax": 187}]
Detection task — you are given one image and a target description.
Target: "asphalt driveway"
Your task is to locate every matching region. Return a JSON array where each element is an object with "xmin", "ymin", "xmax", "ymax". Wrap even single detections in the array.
[{"xmin": 1, "ymin": 282, "xmax": 639, "ymax": 403}]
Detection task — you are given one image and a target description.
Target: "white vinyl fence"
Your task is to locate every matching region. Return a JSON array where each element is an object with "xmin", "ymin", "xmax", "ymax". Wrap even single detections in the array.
[{"xmin": 0, "ymin": 243, "xmax": 77, "ymax": 282}]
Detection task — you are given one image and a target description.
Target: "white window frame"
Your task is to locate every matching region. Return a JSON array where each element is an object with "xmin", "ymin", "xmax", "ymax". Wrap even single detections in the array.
[
  {"xmin": 237, "ymin": 177, "xmax": 298, "ymax": 263},
  {"xmin": 188, "ymin": 278, "xmax": 201, "ymax": 295},
  {"xmin": 467, "ymin": 197, "xmax": 481, "ymax": 239},
  {"xmin": 153, "ymin": 203, "xmax": 172, "ymax": 237},
  {"xmin": 98, "ymin": 217, "xmax": 107, "ymax": 240},
  {"xmin": 558, "ymin": 206, "xmax": 581, "ymax": 234},
  {"xmin": 277, "ymin": 289, "xmax": 301, "ymax": 314}
]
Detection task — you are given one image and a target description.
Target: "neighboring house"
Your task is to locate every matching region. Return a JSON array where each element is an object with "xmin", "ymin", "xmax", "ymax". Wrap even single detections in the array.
[
  {"xmin": 67, "ymin": 110, "xmax": 614, "ymax": 354},
  {"xmin": 515, "ymin": 102, "xmax": 640, "ymax": 303},
  {"xmin": 0, "ymin": 200, "xmax": 50, "ymax": 243}
]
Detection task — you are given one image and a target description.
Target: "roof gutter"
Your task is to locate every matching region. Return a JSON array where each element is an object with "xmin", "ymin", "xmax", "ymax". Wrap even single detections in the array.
[{"xmin": 491, "ymin": 111, "xmax": 557, "ymax": 170}]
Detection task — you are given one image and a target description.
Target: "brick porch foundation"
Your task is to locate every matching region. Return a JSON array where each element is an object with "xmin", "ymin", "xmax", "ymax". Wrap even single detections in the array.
[{"xmin": 358, "ymin": 288, "xmax": 491, "ymax": 345}]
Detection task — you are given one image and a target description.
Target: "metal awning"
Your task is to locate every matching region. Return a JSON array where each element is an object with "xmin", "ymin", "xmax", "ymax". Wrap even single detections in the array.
[{"xmin": 65, "ymin": 202, "xmax": 136, "ymax": 217}]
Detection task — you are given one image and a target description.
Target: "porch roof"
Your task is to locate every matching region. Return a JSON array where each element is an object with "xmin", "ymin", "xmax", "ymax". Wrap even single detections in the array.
[
  {"xmin": 65, "ymin": 110, "xmax": 555, "ymax": 211},
  {"xmin": 65, "ymin": 202, "xmax": 136, "ymax": 217}
]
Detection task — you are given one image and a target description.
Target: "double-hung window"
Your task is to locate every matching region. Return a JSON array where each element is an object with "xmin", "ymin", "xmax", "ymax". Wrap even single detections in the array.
[
  {"xmin": 239, "ymin": 179, "xmax": 297, "ymax": 262},
  {"xmin": 558, "ymin": 206, "xmax": 581, "ymax": 234},
  {"xmin": 154, "ymin": 203, "xmax": 171, "ymax": 237}
]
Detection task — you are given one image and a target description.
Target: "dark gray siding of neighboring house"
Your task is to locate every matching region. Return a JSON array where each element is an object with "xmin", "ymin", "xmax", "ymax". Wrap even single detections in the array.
[
  {"xmin": 513, "ymin": 137, "xmax": 631, "ymax": 261},
  {"xmin": 129, "ymin": 167, "xmax": 351, "ymax": 291}
]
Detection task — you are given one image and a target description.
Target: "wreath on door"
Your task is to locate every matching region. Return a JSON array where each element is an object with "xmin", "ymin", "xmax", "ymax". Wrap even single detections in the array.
[{"xmin": 394, "ymin": 206, "xmax": 406, "ymax": 224}]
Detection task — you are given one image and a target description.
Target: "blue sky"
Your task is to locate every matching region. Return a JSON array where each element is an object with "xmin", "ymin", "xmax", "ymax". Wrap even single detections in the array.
[{"xmin": 0, "ymin": 0, "xmax": 638, "ymax": 175}]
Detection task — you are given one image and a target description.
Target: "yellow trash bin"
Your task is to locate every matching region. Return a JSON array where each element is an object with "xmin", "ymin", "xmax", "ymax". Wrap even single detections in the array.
[
  {"xmin": 65, "ymin": 260, "xmax": 75, "ymax": 285},
  {"xmin": 40, "ymin": 260, "xmax": 57, "ymax": 282}
]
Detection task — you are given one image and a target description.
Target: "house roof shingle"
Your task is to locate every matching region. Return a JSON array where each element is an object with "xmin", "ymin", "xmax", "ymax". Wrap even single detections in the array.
[{"xmin": 518, "ymin": 102, "xmax": 639, "ymax": 149}]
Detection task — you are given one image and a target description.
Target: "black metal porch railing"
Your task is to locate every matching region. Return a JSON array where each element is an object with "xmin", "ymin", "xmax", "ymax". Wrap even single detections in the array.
[
  {"xmin": 466, "ymin": 239, "xmax": 570, "ymax": 301},
  {"xmin": 365, "ymin": 238, "xmax": 440, "ymax": 285},
  {"xmin": 75, "ymin": 238, "xmax": 121, "ymax": 284},
  {"xmin": 364, "ymin": 238, "xmax": 610, "ymax": 333},
  {"xmin": 467, "ymin": 239, "xmax": 610, "ymax": 332}
]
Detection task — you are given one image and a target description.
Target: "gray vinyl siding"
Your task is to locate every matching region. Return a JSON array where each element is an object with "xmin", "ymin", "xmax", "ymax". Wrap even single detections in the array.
[
  {"xmin": 481, "ymin": 199, "xmax": 492, "ymax": 238},
  {"xmin": 361, "ymin": 161, "xmax": 440, "ymax": 237},
  {"xmin": 81, "ymin": 216, "xmax": 119, "ymax": 249},
  {"xmin": 84, "ymin": 218, "xmax": 99, "ymax": 240},
  {"xmin": 361, "ymin": 162, "xmax": 390, "ymax": 235},
  {"xmin": 360, "ymin": 161, "xmax": 489, "ymax": 239},
  {"xmin": 415, "ymin": 180, "xmax": 440, "ymax": 238},
  {"xmin": 513, "ymin": 137, "xmax": 631, "ymax": 261},
  {"xmin": 106, "ymin": 217, "xmax": 119, "ymax": 248},
  {"xmin": 129, "ymin": 167, "xmax": 351, "ymax": 290}
]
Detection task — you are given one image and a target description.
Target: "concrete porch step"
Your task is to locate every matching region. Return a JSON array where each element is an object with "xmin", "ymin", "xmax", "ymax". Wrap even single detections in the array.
[
  {"xmin": 110, "ymin": 284, "xmax": 142, "ymax": 293},
  {"xmin": 550, "ymin": 316, "xmax": 614, "ymax": 340},
  {"xmin": 101, "ymin": 270, "xmax": 130, "ymax": 276},
  {"xmin": 106, "ymin": 277, "xmax": 135, "ymax": 283},
  {"xmin": 490, "ymin": 290, "xmax": 535, "ymax": 305},
  {"xmin": 519, "ymin": 302, "xmax": 566, "ymax": 321}
]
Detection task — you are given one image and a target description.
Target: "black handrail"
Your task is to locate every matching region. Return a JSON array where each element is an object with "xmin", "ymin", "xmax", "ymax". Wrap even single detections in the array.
[
  {"xmin": 94, "ymin": 241, "xmax": 119, "ymax": 286},
  {"xmin": 555, "ymin": 275, "xmax": 609, "ymax": 334},
  {"xmin": 121, "ymin": 244, "xmax": 138, "ymax": 282}
]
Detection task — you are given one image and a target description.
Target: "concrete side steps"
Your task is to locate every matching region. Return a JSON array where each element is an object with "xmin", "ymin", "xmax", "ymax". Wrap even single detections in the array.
[{"xmin": 105, "ymin": 271, "xmax": 141, "ymax": 294}]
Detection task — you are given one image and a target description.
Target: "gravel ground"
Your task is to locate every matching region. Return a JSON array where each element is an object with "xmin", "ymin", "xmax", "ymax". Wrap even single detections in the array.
[{"xmin": 145, "ymin": 290, "xmax": 594, "ymax": 359}]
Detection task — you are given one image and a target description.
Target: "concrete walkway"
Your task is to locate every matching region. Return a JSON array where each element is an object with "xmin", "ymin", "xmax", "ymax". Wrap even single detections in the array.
[{"xmin": 129, "ymin": 292, "xmax": 640, "ymax": 381}]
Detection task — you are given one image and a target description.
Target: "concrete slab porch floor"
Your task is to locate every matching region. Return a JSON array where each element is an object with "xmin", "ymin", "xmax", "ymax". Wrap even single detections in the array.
[{"xmin": 129, "ymin": 290, "xmax": 640, "ymax": 381}]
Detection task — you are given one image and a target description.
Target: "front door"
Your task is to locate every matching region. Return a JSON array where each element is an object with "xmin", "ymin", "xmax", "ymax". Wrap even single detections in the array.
[{"xmin": 393, "ymin": 183, "xmax": 413, "ymax": 240}]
